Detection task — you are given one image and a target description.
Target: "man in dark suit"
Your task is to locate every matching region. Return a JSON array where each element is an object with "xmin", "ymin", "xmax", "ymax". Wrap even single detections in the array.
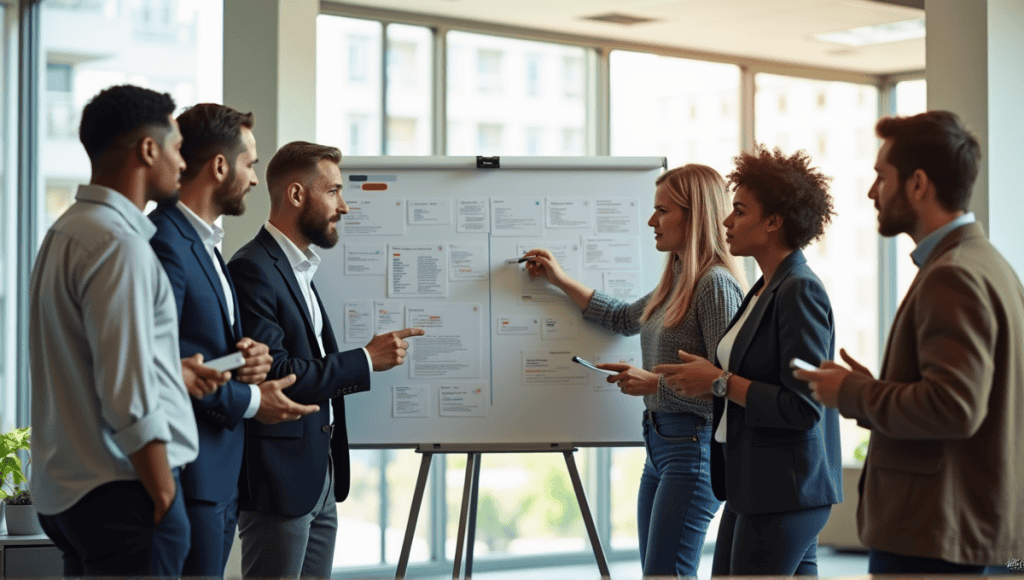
[
  {"xmin": 149, "ymin": 104, "xmax": 320, "ymax": 577},
  {"xmin": 227, "ymin": 141, "xmax": 424, "ymax": 579},
  {"xmin": 798, "ymin": 111, "xmax": 1024, "ymax": 574}
]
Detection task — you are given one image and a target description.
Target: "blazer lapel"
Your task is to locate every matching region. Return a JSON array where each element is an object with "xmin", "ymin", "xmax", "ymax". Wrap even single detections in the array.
[
  {"xmin": 257, "ymin": 228, "xmax": 317, "ymax": 342},
  {"xmin": 312, "ymin": 281, "xmax": 339, "ymax": 355},
  {"xmin": 166, "ymin": 205, "xmax": 234, "ymax": 336},
  {"xmin": 727, "ymin": 249, "xmax": 808, "ymax": 372},
  {"xmin": 215, "ymin": 246, "xmax": 244, "ymax": 341}
]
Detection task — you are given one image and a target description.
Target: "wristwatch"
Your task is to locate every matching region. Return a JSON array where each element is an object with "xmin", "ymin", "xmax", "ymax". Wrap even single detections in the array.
[{"xmin": 712, "ymin": 369, "xmax": 733, "ymax": 398}]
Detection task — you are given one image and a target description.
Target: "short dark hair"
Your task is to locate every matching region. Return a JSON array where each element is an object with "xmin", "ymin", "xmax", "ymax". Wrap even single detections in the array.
[
  {"xmin": 78, "ymin": 84, "xmax": 176, "ymax": 165},
  {"xmin": 266, "ymin": 141, "xmax": 342, "ymax": 195},
  {"xmin": 176, "ymin": 103, "xmax": 255, "ymax": 181},
  {"xmin": 726, "ymin": 145, "xmax": 835, "ymax": 250},
  {"xmin": 875, "ymin": 110, "xmax": 981, "ymax": 212}
]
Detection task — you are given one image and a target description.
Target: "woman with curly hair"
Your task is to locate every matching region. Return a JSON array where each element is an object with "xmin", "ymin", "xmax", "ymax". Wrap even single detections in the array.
[
  {"xmin": 655, "ymin": 145, "xmax": 843, "ymax": 576},
  {"xmin": 522, "ymin": 164, "xmax": 744, "ymax": 577}
]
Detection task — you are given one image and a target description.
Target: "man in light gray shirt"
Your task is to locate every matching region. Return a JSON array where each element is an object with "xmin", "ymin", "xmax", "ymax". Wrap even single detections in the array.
[{"xmin": 30, "ymin": 84, "xmax": 227, "ymax": 577}]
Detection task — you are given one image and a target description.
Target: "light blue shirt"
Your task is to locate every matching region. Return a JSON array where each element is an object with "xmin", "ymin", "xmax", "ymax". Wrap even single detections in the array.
[
  {"xmin": 177, "ymin": 201, "xmax": 261, "ymax": 419},
  {"xmin": 910, "ymin": 212, "xmax": 976, "ymax": 268},
  {"xmin": 30, "ymin": 184, "xmax": 199, "ymax": 515}
]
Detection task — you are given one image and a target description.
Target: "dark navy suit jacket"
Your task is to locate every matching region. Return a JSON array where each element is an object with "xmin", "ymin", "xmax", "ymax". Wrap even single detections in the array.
[
  {"xmin": 227, "ymin": 226, "xmax": 370, "ymax": 517},
  {"xmin": 711, "ymin": 249, "xmax": 843, "ymax": 514},
  {"xmin": 149, "ymin": 202, "xmax": 253, "ymax": 504}
]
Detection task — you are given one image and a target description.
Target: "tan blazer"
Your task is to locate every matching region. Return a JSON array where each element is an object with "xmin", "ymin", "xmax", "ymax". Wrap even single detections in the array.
[{"xmin": 838, "ymin": 222, "xmax": 1024, "ymax": 565}]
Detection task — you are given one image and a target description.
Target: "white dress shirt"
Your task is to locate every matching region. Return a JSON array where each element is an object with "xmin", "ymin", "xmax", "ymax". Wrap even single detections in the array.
[
  {"xmin": 30, "ymin": 184, "xmax": 199, "ymax": 515},
  {"xmin": 714, "ymin": 293, "xmax": 759, "ymax": 443},
  {"xmin": 176, "ymin": 201, "xmax": 261, "ymax": 419},
  {"xmin": 264, "ymin": 222, "xmax": 374, "ymax": 424}
]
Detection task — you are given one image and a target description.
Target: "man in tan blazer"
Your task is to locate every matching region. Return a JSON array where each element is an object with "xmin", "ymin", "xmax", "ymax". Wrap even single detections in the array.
[{"xmin": 795, "ymin": 110, "xmax": 1024, "ymax": 574}]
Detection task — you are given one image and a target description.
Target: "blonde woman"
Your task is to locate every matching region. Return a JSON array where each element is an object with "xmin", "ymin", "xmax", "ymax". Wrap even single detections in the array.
[{"xmin": 523, "ymin": 164, "xmax": 743, "ymax": 577}]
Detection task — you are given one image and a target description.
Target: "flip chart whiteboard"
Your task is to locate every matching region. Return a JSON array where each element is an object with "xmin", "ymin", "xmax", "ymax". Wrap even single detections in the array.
[{"xmin": 316, "ymin": 156, "xmax": 667, "ymax": 447}]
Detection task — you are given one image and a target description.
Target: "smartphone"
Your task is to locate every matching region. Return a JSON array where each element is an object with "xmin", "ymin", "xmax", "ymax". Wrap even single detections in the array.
[
  {"xmin": 572, "ymin": 355, "xmax": 617, "ymax": 375},
  {"xmin": 789, "ymin": 357, "xmax": 818, "ymax": 372},
  {"xmin": 204, "ymin": 352, "xmax": 246, "ymax": 373}
]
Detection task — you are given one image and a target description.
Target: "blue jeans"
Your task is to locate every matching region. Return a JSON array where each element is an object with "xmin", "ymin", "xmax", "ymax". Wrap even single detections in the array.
[
  {"xmin": 712, "ymin": 501, "xmax": 831, "ymax": 576},
  {"xmin": 637, "ymin": 411, "xmax": 720, "ymax": 577},
  {"xmin": 37, "ymin": 469, "xmax": 189, "ymax": 577}
]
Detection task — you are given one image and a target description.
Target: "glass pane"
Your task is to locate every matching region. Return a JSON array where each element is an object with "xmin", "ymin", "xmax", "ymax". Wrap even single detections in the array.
[
  {"xmin": 0, "ymin": 2, "xmax": 14, "ymax": 432},
  {"xmin": 893, "ymin": 79, "xmax": 927, "ymax": 304},
  {"xmin": 334, "ymin": 449, "xmax": 383, "ymax": 566},
  {"xmin": 384, "ymin": 449, "xmax": 433, "ymax": 564},
  {"xmin": 754, "ymin": 74, "xmax": 879, "ymax": 467},
  {"xmin": 447, "ymin": 451, "xmax": 590, "ymax": 558},
  {"xmin": 385, "ymin": 24, "xmax": 431, "ymax": 155},
  {"xmin": 447, "ymin": 31, "xmax": 586, "ymax": 156},
  {"xmin": 609, "ymin": 446, "xmax": 644, "ymax": 551},
  {"xmin": 317, "ymin": 15, "xmax": 383, "ymax": 155},
  {"xmin": 38, "ymin": 0, "xmax": 224, "ymax": 245},
  {"xmin": 610, "ymin": 51, "xmax": 740, "ymax": 174}
]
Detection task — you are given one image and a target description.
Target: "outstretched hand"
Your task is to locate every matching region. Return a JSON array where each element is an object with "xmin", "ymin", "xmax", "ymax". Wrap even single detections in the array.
[
  {"xmin": 254, "ymin": 374, "xmax": 320, "ymax": 424},
  {"xmin": 366, "ymin": 327, "xmax": 426, "ymax": 371},
  {"xmin": 652, "ymin": 350, "xmax": 720, "ymax": 398},
  {"xmin": 792, "ymin": 348, "xmax": 871, "ymax": 408}
]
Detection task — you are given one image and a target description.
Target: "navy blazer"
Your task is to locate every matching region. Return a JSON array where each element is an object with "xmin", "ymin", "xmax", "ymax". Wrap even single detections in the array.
[
  {"xmin": 149, "ymin": 202, "xmax": 252, "ymax": 503},
  {"xmin": 711, "ymin": 249, "xmax": 843, "ymax": 515},
  {"xmin": 227, "ymin": 226, "xmax": 370, "ymax": 517}
]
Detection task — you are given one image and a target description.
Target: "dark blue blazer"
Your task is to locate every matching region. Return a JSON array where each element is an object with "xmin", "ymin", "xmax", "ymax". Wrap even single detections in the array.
[
  {"xmin": 149, "ymin": 202, "xmax": 253, "ymax": 504},
  {"xmin": 227, "ymin": 226, "xmax": 370, "ymax": 517},
  {"xmin": 711, "ymin": 249, "xmax": 843, "ymax": 515}
]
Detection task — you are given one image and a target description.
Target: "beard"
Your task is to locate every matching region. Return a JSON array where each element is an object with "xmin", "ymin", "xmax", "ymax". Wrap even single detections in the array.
[
  {"xmin": 214, "ymin": 164, "xmax": 247, "ymax": 217},
  {"xmin": 299, "ymin": 200, "xmax": 339, "ymax": 249},
  {"xmin": 877, "ymin": 181, "xmax": 917, "ymax": 237}
]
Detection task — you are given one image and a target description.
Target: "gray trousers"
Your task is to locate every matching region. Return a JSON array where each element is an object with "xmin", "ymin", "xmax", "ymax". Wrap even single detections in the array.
[{"xmin": 239, "ymin": 460, "xmax": 337, "ymax": 579}]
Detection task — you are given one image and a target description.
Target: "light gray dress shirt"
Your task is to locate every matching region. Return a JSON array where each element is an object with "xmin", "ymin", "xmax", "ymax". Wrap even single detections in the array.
[
  {"xmin": 176, "ymin": 201, "xmax": 260, "ymax": 419},
  {"xmin": 29, "ymin": 184, "xmax": 199, "ymax": 515}
]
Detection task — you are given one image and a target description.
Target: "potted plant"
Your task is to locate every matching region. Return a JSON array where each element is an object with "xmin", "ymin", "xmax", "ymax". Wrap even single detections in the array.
[{"xmin": 1, "ymin": 426, "xmax": 42, "ymax": 535}]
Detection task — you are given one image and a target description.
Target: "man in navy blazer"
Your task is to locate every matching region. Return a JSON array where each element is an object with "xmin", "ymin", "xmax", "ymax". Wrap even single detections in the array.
[
  {"xmin": 227, "ymin": 141, "xmax": 424, "ymax": 579},
  {"xmin": 149, "ymin": 104, "xmax": 320, "ymax": 577}
]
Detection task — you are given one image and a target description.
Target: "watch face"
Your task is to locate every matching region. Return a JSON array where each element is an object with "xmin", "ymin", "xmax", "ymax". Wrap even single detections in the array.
[{"xmin": 712, "ymin": 377, "xmax": 726, "ymax": 397}]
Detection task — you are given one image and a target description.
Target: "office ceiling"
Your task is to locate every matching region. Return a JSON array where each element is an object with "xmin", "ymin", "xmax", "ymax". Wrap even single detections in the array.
[{"xmin": 329, "ymin": 0, "xmax": 926, "ymax": 75}]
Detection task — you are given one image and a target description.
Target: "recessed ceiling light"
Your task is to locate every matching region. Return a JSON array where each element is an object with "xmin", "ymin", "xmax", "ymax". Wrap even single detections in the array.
[
  {"xmin": 582, "ymin": 12, "xmax": 658, "ymax": 26},
  {"xmin": 814, "ymin": 18, "xmax": 925, "ymax": 46}
]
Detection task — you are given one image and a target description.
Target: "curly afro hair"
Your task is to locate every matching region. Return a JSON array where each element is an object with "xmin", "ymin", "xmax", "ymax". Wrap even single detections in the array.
[{"xmin": 726, "ymin": 145, "xmax": 835, "ymax": 250}]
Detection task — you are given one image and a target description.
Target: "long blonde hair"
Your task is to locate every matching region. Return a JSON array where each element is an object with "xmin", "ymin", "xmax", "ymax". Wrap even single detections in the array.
[{"xmin": 642, "ymin": 164, "xmax": 745, "ymax": 327}]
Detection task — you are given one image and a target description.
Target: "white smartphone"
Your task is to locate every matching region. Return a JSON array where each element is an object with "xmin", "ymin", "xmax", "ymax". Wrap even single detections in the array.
[
  {"xmin": 572, "ymin": 355, "xmax": 617, "ymax": 376},
  {"xmin": 789, "ymin": 357, "xmax": 818, "ymax": 372},
  {"xmin": 204, "ymin": 352, "xmax": 246, "ymax": 373}
]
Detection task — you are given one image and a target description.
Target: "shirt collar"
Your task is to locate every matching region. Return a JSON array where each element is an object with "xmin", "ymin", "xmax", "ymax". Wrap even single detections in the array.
[
  {"xmin": 176, "ymin": 200, "xmax": 224, "ymax": 248},
  {"xmin": 76, "ymin": 184, "xmax": 157, "ymax": 240},
  {"xmin": 910, "ymin": 212, "xmax": 976, "ymax": 268},
  {"xmin": 264, "ymin": 221, "xmax": 321, "ymax": 277}
]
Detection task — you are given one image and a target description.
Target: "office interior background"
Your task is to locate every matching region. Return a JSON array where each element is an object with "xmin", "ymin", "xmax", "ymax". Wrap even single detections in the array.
[{"xmin": 1, "ymin": 0, "xmax": 1020, "ymax": 578}]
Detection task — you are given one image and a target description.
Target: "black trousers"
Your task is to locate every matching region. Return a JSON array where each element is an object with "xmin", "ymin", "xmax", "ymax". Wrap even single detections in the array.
[{"xmin": 37, "ymin": 470, "xmax": 189, "ymax": 577}]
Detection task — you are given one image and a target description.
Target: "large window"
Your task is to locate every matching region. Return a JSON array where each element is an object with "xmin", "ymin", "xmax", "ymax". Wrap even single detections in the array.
[
  {"xmin": 37, "ymin": 0, "xmax": 223, "ymax": 243},
  {"xmin": 447, "ymin": 32, "xmax": 587, "ymax": 156},
  {"xmin": 610, "ymin": 51, "xmax": 741, "ymax": 174},
  {"xmin": 316, "ymin": 16, "xmax": 432, "ymax": 156},
  {"xmin": 755, "ymin": 74, "xmax": 880, "ymax": 466},
  {"xmin": 0, "ymin": 1, "xmax": 14, "ymax": 432},
  {"xmin": 893, "ymin": 79, "xmax": 927, "ymax": 303}
]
